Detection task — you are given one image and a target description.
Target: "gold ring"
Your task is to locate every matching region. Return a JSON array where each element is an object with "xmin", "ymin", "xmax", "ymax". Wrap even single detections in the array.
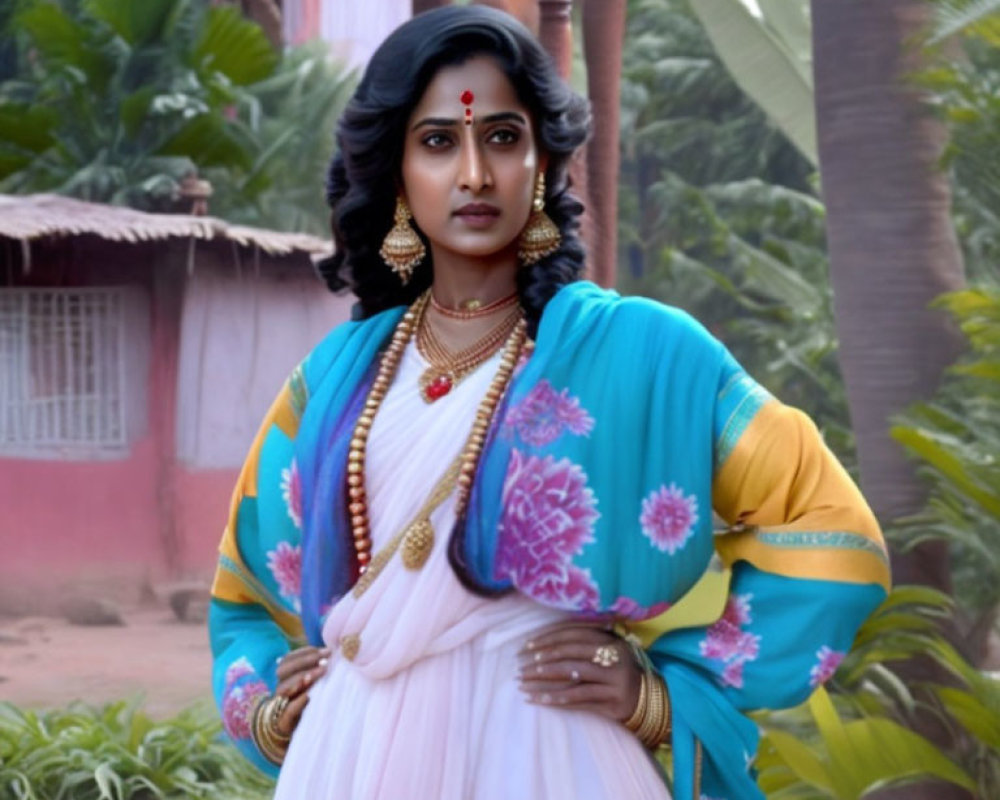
[{"xmin": 592, "ymin": 645, "xmax": 620, "ymax": 668}]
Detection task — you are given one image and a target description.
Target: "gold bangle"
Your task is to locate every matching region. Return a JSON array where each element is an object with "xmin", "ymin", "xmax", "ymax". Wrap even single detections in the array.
[
  {"xmin": 636, "ymin": 674, "xmax": 664, "ymax": 747},
  {"xmin": 251, "ymin": 694, "xmax": 290, "ymax": 765},
  {"xmin": 624, "ymin": 669, "xmax": 649, "ymax": 732}
]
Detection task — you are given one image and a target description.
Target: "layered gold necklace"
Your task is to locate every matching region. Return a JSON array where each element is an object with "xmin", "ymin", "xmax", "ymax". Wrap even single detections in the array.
[
  {"xmin": 345, "ymin": 290, "xmax": 529, "ymax": 584},
  {"xmin": 415, "ymin": 296, "xmax": 522, "ymax": 403}
]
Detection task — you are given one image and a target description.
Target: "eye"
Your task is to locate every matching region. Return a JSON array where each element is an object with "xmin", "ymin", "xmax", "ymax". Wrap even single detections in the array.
[
  {"xmin": 488, "ymin": 127, "xmax": 520, "ymax": 146},
  {"xmin": 421, "ymin": 131, "xmax": 454, "ymax": 150}
]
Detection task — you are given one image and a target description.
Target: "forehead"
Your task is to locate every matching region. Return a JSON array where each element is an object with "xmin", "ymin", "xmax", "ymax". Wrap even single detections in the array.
[{"xmin": 409, "ymin": 55, "xmax": 527, "ymax": 118}]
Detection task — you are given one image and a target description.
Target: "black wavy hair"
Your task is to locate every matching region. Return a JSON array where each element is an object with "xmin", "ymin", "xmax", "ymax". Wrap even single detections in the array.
[{"xmin": 317, "ymin": 5, "xmax": 592, "ymax": 337}]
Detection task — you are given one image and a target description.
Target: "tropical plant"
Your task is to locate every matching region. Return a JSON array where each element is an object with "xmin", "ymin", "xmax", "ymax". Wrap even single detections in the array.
[
  {"xmin": 0, "ymin": 0, "xmax": 277, "ymax": 210},
  {"xmin": 757, "ymin": 587, "xmax": 1000, "ymax": 798},
  {"xmin": 0, "ymin": 699, "xmax": 274, "ymax": 799},
  {"xmin": 0, "ymin": 0, "xmax": 354, "ymax": 233},
  {"xmin": 617, "ymin": 0, "xmax": 852, "ymax": 459}
]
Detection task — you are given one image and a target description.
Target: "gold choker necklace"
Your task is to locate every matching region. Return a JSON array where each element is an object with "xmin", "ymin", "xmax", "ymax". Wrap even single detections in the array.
[{"xmin": 430, "ymin": 291, "xmax": 519, "ymax": 320}]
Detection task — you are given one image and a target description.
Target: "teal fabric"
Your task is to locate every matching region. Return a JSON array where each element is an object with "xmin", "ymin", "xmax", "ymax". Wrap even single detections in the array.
[{"xmin": 209, "ymin": 281, "xmax": 887, "ymax": 797}]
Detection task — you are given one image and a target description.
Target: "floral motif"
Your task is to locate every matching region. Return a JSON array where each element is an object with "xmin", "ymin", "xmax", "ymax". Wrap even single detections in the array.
[
  {"xmin": 224, "ymin": 657, "xmax": 255, "ymax": 690},
  {"xmin": 639, "ymin": 483, "xmax": 699, "ymax": 554},
  {"xmin": 809, "ymin": 645, "xmax": 845, "ymax": 688},
  {"xmin": 496, "ymin": 450, "xmax": 601, "ymax": 611},
  {"xmin": 221, "ymin": 657, "xmax": 268, "ymax": 741},
  {"xmin": 699, "ymin": 593, "xmax": 761, "ymax": 689},
  {"xmin": 504, "ymin": 380, "xmax": 595, "ymax": 447},
  {"xmin": 607, "ymin": 595, "xmax": 672, "ymax": 620},
  {"xmin": 280, "ymin": 460, "xmax": 303, "ymax": 529},
  {"xmin": 222, "ymin": 678, "xmax": 268, "ymax": 740},
  {"xmin": 266, "ymin": 541, "xmax": 302, "ymax": 611}
]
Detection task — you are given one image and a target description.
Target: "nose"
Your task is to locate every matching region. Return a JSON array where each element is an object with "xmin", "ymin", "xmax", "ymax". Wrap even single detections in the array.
[{"xmin": 457, "ymin": 136, "xmax": 492, "ymax": 194}]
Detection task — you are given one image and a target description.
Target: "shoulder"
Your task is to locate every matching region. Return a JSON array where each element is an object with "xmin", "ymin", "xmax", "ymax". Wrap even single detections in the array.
[{"xmin": 544, "ymin": 281, "xmax": 724, "ymax": 360}]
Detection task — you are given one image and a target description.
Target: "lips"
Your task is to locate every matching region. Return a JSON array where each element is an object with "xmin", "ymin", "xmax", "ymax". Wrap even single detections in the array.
[{"xmin": 454, "ymin": 203, "xmax": 500, "ymax": 218}]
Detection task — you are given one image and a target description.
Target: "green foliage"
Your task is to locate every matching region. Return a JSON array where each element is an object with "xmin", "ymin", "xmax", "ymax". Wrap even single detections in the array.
[
  {"xmin": 890, "ymin": 286, "xmax": 1000, "ymax": 618},
  {"xmin": 758, "ymin": 588, "xmax": 1000, "ymax": 799},
  {"xmin": 0, "ymin": 0, "xmax": 354, "ymax": 232},
  {"xmin": 618, "ymin": 0, "xmax": 851, "ymax": 460},
  {"xmin": 0, "ymin": 700, "xmax": 273, "ymax": 799}
]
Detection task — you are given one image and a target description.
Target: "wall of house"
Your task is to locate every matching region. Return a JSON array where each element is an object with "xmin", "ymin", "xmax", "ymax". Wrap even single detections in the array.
[{"xmin": 0, "ymin": 238, "xmax": 349, "ymax": 613}]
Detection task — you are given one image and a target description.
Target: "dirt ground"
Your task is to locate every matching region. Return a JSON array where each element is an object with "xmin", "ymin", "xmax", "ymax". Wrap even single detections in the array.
[{"xmin": 0, "ymin": 605, "xmax": 213, "ymax": 716}]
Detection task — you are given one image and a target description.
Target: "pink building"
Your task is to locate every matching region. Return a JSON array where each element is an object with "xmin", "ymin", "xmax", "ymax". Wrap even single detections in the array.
[{"xmin": 0, "ymin": 194, "xmax": 351, "ymax": 613}]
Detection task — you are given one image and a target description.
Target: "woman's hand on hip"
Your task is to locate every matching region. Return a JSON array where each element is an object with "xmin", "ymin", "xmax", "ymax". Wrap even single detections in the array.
[
  {"xmin": 517, "ymin": 623, "xmax": 642, "ymax": 723},
  {"xmin": 273, "ymin": 645, "xmax": 331, "ymax": 736}
]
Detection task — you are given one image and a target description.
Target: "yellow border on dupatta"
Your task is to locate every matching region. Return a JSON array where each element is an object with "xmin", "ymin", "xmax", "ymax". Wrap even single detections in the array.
[
  {"xmin": 210, "ymin": 379, "xmax": 305, "ymax": 641},
  {"xmin": 712, "ymin": 400, "xmax": 891, "ymax": 592}
]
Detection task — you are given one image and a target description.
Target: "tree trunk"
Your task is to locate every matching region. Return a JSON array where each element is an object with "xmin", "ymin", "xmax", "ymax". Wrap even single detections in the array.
[
  {"xmin": 812, "ymin": 3, "xmax": 968, "ymax": 797},
  {"xmin": 811, "ymin": 0, "xmax": 964, "ymax": 588},
  {"xmin": 581, "ymin": 0, "xmax": 625, "ymax": 289}
]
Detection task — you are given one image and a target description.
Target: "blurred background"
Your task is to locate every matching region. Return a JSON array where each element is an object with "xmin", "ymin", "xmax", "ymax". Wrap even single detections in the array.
[{"xmin": 0, "ymin": 0, "xmax": 998, "ymax": 797}]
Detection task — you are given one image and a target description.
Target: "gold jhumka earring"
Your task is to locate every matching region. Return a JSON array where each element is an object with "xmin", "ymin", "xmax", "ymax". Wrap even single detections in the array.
[
  {"xmin": 380, "ymin": 196, "xmax": 426, "ymax": 284},
  {"xmin": 517, "ymin": 172, "xmax": 561, "ymax": 265}
]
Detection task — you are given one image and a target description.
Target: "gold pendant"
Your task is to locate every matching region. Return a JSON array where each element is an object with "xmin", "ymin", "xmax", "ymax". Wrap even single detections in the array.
[{"xmin": 401, "ymin": 519, "xmax": 434, "ymax": 569}]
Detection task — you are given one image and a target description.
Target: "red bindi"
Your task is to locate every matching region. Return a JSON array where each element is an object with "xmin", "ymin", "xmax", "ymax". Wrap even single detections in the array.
[{"xmin": 460, "ymin": 90, "xmax": 475, "ymax": 106}]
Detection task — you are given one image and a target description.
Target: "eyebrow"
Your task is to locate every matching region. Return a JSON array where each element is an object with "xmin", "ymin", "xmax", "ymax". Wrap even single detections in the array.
[{"xmin": 411, "ymin": 111, "xmax": 528, "ymax": 131}]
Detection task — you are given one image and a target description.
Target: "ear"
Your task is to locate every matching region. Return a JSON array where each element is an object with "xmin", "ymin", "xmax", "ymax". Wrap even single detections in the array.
[{"xmin": 538, "ymin": 150, "xmax": 550, "ymax": 175}]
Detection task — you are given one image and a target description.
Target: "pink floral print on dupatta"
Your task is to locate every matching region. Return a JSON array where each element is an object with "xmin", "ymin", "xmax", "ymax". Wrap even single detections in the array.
[
  {"xmin": 280, "ymin": 459, "xmax": 303, "ymax": 529},
  {"xmin": 222, "ymin": 657, "xmax": 268, "ymax": 740},
  {"xmin": 503, "ymin": 380, "xmax": 595, "ymax": 447},
  {"xmin": 698, "ymin": 593, "xmax": 761, "ymax": 689},
  {"xmin": 496, "ymin": 450, "xmax": 601, "ymax": 611},
  {"xmin": 809, "ymin": 645, "xmax": 845, "ymax": 688},
  {"xmin": 266, "ymin": 541, "xmax": 302, "ymax": 611},
  {"xmin": 640, "ymin": 483, "xmax": 699, "ymax": 554}
]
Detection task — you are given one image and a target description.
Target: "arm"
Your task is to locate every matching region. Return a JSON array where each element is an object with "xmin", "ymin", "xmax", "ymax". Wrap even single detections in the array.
[
  {"xmin": 209, "ymin": 366, "xmax": 317, "ymax": 773},
  {"xmin": 646, "ymin": 354, "xmax": 890, "ymax": 800}
]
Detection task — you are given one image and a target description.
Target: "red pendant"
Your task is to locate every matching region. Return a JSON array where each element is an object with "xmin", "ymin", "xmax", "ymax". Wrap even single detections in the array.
[{"xmin": 423, "ymin": 373, "xmax": 453, "ymax": 402}]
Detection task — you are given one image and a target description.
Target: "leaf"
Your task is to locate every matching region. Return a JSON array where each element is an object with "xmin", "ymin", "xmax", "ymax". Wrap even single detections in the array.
[
  {"xmin": 691, "ymin": 0, "xmax": 817, "ymax": 164},
  {"xmin": 761, "ymin": 729, "xmax": 834, "ymax": 791},
  {"xmin": 193, "ymin": 5, "xmax": 278, "ymax": 86},
  {"xmin": 83, "ymin": 0, "xmax": 177, "ymax": 46}
]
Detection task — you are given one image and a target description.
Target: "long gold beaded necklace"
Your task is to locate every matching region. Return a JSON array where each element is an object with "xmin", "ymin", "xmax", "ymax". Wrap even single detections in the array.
[{"xmin": 344, "ymin": 290, "xmax": 529, "ymax": 584}]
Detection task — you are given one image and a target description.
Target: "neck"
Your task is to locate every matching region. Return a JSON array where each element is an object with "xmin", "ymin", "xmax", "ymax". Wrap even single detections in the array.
[{"xmin": 429, "ymin": 245, "xmax": 519, "ymax": 309}]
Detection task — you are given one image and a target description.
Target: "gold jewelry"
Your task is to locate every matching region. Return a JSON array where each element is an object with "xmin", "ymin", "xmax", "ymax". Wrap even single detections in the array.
[
  {"xmin": 251, "ymin": 694, "xmax": 292, "ymax": 766},
  {"xmin": 379, "ymin": 196, "xmax": 425, "ymax": 283},
  {"xmin": 417, "ymin": 303, "xmax": 522, "ymax": 402},
  {"xmin": 592, "ymin": 644, "xmax": 620, "ymax": 668},
  {"xmin": 517, "ymin": 172, "xmax": 561, "ymax": 265},
  {"xmin": 430, "ymin": 291, "xmax": 519, "ymax": 320},
  {"xmin": 345, "ymin": 290, "xmax": 530, "ymax": 586},
  {"xmin": 624, "ymin": 669, "xmax": 672, "ymax": 749}
]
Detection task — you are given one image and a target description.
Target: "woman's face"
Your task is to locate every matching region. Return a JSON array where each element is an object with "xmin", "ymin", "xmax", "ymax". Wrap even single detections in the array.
[{"xmin": 401, "ymin": 55, "xmax": 544, "ymax": 263}]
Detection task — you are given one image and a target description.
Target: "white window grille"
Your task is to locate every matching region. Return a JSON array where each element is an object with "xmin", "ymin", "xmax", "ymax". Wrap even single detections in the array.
[{"xmin": 0, "ymin": 287, "xmax": 127, "ymax": 456}]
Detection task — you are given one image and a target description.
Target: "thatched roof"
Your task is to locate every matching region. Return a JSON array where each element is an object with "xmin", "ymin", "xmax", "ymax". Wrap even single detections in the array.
[{"xmin": 0, "ymin": 194, "xmax": 332, "ymax": 257}]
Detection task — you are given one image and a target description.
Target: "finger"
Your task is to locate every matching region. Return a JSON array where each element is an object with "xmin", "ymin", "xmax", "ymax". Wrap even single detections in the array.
[
  {"xmin": 275, "ymin": 661, "xmax": 329, "ymax": 698},
  {"xmin": 522, "ymin": 682, "xmax": 619, "ymax": 708},
  {"xmin": 276, "ymin": 647, "xmax": 331, "ymax": 680},
  {"xmin": 519, "ymin": 641, "xmax": 622, "ymax": 670},
  {"xmin": 519, "ymin": 659, "xmax": 613, "ymax": 686},
  {"xmin": 275, "ymin": 692, "xmax": 310, "ymax": 737},
  {"xmin": 520, "ymin": 621, "xmax": 613, "ymax": 653}
]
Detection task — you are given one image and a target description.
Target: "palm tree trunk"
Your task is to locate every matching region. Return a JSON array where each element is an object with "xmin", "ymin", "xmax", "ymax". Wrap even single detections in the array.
[
  {"xmin": 581, "ymin": 0, "xmax": 625, "ymax": 289},
  {"xmin": 811, "ymin": 0, "xmax": 965, "ymax": 589},
  {"xmin": 812, "ymin": 3, "xmax": 968, "ymax": 796}
]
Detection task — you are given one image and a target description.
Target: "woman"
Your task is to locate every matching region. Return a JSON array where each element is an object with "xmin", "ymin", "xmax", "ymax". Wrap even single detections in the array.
[{"xmin": 209, "ymin": 7, "xmax": 890, "ymax": 799}]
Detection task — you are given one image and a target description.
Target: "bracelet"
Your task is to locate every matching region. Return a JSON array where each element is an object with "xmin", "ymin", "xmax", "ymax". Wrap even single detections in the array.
[
  {"xmin": 251, "ymin": 694, "xmax": 292, "ymax": 766},
  {"xmin": 624, "ymin": 668, "xmax": 672, "ymax": 749}
]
